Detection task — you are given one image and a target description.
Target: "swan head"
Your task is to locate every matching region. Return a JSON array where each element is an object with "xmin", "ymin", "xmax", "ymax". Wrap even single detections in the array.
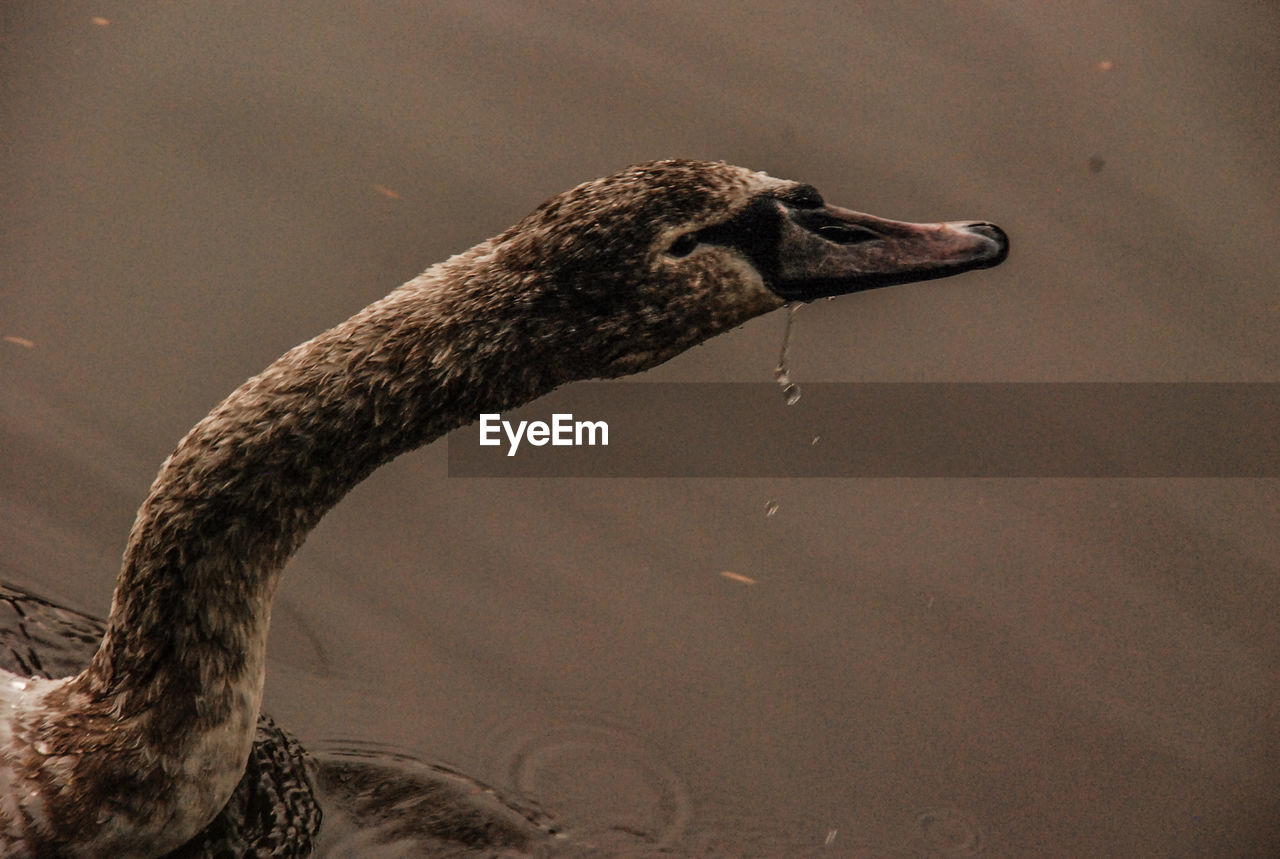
[{"xmin": 480, "ymin": 159, "xmax": 1008, "ymax": 377}]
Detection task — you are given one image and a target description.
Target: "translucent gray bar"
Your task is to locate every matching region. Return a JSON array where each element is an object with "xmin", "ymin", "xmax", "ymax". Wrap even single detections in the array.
[{"xmin": 446, "ymin": 383, "xmax": 1280, "ymax": 477}]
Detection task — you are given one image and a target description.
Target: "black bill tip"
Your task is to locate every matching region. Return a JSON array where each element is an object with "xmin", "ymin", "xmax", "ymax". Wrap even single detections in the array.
[{"xmin": 958, "ymin": 221, "xmax": 1010, "ymax": 267}]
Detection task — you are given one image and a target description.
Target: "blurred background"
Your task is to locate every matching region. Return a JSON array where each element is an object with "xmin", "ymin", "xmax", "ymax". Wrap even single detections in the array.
[{"xmin": 2, "ymin": 2, "xmax": 1277, "ymax": 855}]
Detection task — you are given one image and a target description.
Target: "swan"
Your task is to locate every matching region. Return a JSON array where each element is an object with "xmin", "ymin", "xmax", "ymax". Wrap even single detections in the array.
[
  {"xmin": 0, "ymin": 159, "xmax": 1008, "ymax": 856},
  {"xmin": 0, "ymin": 584, "xmax": 321, "ymax": 856}
]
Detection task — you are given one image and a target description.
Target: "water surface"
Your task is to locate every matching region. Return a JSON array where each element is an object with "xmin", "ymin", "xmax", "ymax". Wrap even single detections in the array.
[{"xmin": 3, "ymin": 2, "xmax": 1278, "ymax": 855}]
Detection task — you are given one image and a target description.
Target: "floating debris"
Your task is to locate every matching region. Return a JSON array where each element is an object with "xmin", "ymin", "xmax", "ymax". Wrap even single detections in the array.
[
  {"xmin": 764, "ymin": 499, "xmax": 779, "ymax": 517},
  {"xmin": 824, "ymin": 828, "xmax": 838, "ymax": 846},
  {"xmin": 91, "ymin": 17, "xmax": 111, "ymax": 27},
  {"xmin": 1097, "ymin": 59, "xmax": 1113, "ymax": 71},
  {"xmin": 3, "ymin": 335, "xmax": 35, "ymax": 349},
  {"xmin": 720, "ymin": 571, "xmax": 756, "ymax": 585},
  {"xmin": 372, "ymin": 184, "xmax": 401, "ymax": 200}
]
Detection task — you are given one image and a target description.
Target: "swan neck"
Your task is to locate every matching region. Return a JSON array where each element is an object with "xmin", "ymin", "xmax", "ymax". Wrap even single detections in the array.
[
  {"xmin": 42, "ymin": 256, "xmax": 561, "ymax": 851},
  {"xmin": 91, "ymin": 257, "xmax": 561, "ymax": 701}
]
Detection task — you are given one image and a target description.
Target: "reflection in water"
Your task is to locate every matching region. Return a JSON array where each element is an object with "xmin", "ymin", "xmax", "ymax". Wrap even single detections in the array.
[{"xmin": 309, "ymin": 741, "xmax": 558, "ymax": 857}]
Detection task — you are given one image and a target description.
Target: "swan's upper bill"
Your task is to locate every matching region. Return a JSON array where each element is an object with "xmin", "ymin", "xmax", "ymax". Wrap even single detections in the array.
[{"xmin": 0, "ymin": 159, "xmax": 1007, "ymax": 856}]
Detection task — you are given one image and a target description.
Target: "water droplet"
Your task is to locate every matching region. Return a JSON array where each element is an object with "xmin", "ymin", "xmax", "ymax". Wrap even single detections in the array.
[
  {"xmin": 765, "ymin": 499, "xmax": 779, "ymax": 517},
  {"xmin": 810, "ymin": 435, "xmax": 821, "ymax": 446},
  {"xmin": 774, "ymin": 304, "xmax": 801, "ymax": 406}
]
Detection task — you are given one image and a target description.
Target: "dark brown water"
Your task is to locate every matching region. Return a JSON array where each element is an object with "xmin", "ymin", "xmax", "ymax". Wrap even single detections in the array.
[{"xmin": 3, "ymin": 2, "xmax": 1278, "ymax": 855}]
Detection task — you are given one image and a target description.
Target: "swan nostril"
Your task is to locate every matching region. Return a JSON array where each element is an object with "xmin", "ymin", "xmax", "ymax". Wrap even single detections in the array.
[{"xmin": 817, "ymin": 224, "xmax": 878, "ymax": 245}]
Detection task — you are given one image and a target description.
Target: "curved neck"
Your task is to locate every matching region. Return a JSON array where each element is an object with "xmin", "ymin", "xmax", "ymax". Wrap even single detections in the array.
[
  {"xmin": 88, "ymin": 255, "xmax": 564, "ymax": 716},
  {"xmin": 39, "ymin": 253, "xmax": 572, "ymax": 852}
]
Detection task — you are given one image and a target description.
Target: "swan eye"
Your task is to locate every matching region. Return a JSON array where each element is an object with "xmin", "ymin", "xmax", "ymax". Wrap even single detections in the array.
[
  {"xmin": 817, "ymin": 224, "xmax": 878, "ymax": 245},
  {"xmin": 782, "ymin": 185, "xmax": 824, "ymax": 209},
  {"xmin": 666, "ymin": 233, "xmax": 699, "ymax": 258}
]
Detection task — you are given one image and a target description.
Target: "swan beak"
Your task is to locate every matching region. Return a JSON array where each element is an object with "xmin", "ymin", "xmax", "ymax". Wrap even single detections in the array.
[{"xmin": 768, "ymin": 204, "xmax": 1009, "ymax": 301}]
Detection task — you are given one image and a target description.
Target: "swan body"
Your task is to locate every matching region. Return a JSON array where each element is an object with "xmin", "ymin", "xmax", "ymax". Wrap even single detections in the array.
[
  {"xmin": 0, "ymin": 585, "xmax": 320, "ymax": 857},
  {"xmin": 0, "ymin": 159, "xmax": 1007, "ymax": 855}
]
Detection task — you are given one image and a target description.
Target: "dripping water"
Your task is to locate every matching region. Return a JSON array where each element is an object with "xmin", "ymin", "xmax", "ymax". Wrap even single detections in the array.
[
  {"xmin": 774, "ymin": 303, "xmax": 801, "ymax": 406},
  {"xmin": 765, "ymin": 306, "xmax": 803, "ymax": 523}
]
